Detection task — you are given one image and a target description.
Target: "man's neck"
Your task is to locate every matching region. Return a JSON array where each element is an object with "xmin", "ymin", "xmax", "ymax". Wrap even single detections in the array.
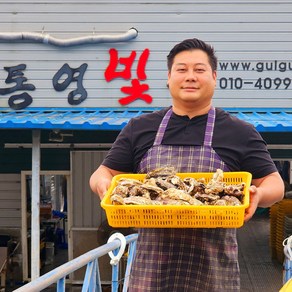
[{"xmin": 172, "ymin": 103, "xmax": 212, "ymax": 119}]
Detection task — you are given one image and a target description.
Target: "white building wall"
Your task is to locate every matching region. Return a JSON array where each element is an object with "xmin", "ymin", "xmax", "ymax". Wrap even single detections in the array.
[
  {"xmin": 0, "ymin": 174, "xmax": 21, "ymax": 228},
  {"xmin": 0, "ymin": 0, "xmax": 291, "ymax": 108}
]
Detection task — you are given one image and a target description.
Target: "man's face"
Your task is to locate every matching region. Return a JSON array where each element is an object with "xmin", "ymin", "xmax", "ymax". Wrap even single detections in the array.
[{"xmin": 167, "ymin": 49, "xmax": 217, "ymax": 109}]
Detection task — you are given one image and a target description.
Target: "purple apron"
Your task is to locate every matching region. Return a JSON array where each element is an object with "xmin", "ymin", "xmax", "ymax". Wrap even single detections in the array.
[{"xmin": 128, "ymin": 107, "xmax": 240, "ymax": 292}]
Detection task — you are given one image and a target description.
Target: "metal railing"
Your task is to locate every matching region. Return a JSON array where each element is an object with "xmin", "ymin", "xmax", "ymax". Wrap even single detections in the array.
[{"xmin": 14, "ymin": 233, "xmax": 138, "ymax": 292}]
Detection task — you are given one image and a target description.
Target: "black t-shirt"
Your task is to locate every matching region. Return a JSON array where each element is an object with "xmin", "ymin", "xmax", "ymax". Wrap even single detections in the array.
[{"xmin": 102, "ymin": 107, "xmax": 277, "ymax": 179}]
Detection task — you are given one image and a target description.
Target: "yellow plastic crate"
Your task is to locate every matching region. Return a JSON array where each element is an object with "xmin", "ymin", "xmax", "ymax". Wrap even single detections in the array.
[{"xmin": 101, "ymin": 171, "xmax": 252, "ymax": 228}]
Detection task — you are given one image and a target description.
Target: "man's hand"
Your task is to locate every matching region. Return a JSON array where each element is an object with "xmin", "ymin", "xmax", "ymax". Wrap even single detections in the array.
[
  {"xmin": 244, "ymin": 185, "xmax": 260, "ymax": 222},
  {"xmin": 244, "ymin": 172, "xmax": 284, "ymax": 222},
  {"xmin": 89, "ymin": 165, "xmax": 126, "ymax": 200}
]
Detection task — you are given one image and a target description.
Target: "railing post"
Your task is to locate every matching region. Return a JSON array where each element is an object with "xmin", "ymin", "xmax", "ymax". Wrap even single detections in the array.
[
  {"xmin": 82, "ymin": 259, "xmax": 100, "ymax": 292},
  {"xmin": 111, "ymin": 248, "xmax": 120, "ymax": 292},
  {"xmin": 57, "ymin": 277, "xmax": 65, "ymax": 292},
  {"xmin": 123, "ymin": 240, "xmax": 137, "ymax": 292},
  {"xmin": 95, "ymin": 259, "xmax": 102, "ymax": 292}
]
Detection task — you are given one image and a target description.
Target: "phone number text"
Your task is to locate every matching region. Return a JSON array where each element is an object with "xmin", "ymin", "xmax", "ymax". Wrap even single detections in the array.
[{"xmin": 218, "ymin": 77, "xmax": 291, "ymax": 90}]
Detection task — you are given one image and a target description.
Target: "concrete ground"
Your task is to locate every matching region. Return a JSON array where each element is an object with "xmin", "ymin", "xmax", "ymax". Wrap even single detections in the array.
[{"xmin": 238, "ymin": 211, "xmax": 283, "ymax": 292}]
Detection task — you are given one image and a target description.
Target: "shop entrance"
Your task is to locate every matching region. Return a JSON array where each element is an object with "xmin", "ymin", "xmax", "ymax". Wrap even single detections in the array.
[{"xmin": 21, "ymin": 171, "xmax": 71, "ymax": 280}]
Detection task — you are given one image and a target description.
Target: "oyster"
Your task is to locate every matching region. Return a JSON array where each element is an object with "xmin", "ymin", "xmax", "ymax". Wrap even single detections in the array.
[
  {"xmin": 111, "ymin": 178, "xmax": 143, "ymax": 198},
  {"xmin": 128, "ymin": 185, "xmax": 143, "ymax": 197},
  {"xmin": 223, "ymin": 183, "xmax": 245, "ymax": 197},
  {"xmin": 112, "ymin": 185, "xmax": 130, "ymax": 198},
  {"xmin": 205, "ymin": 169, "xmax": 225, "ymax": 195},
  {"xmin": 160, "ymin": 188, "xmax": 192, "ymax": 202},
  {"xmin": 167, "ymin": 175, "xmax": 188, "ymax": 191},
  {"xmin": 158, "ymin": 188, "xmax": 203, "ymax": 205},
  {"xmin": 194, "ymin": 193, "xmax": 220, "ymax": 204},
  {"xmin": 212, "ymin": 195, "xmax": 241, "ymax": 206},
  {"xmin": 145, "ymin": 175, "xmax": 187, "ymax": 191},
  {"xmin": 212, "ymin": 199, "xmax": 228, "ymax": 206},
  {"xmin": 158, "ymin": 198, "xmax": 193, "ymax": 205},
  {"xmin": 138, "ymin": 183, "xmax": 164, "ymax": 199},
  {"xmin": 109, "ymin": 167, "xmax": 245, "ymax": 206},
  {"xmin": 123, "ymin": 196, "xmax": 161, "ymax": 205},
  {"xmin": 111, "ymin": 194, "xmax": 162, "ymax": 205},
  {"xmin": 183, "ymin": 177, "xmax": 206, "ymax": 195},
  {"xmin": 212, "ymin": 168, "xmax": 224, "ymax": 182},
  {"xmin": 148, "ymin": 177, "xmax": 176, "ymax": 190},
  {"xmin": 111, "ymin": 194, "xmax": 125, "ymax": 205},
  {"xmin": 145, "ymin": 166, "xmax": 177, "ymax": 179},
  {"xmin": 118, "ymin": 178, "xmax": 142, "ymax": 186},
  {"xmin": 221, "ymin": 195, "xmax": 242, "ymax": 206}
]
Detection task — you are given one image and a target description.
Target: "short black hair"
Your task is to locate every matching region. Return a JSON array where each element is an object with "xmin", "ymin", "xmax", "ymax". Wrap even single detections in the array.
[{"xmin": 167, "ymin": 38, "xmax": 217, "ymax": 71}]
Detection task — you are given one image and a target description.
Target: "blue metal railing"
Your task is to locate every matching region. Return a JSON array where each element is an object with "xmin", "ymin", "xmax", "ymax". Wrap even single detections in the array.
[{"xmin": 14, "ymin": 233, "xmax": 138, "ymax": 292}]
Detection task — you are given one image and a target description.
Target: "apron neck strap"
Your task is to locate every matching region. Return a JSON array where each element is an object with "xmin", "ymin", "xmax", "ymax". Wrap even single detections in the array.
[
  {"xmin": 153, "ymin": 108, "xmax": 173, "ymax": 146},
  {"xmin": 153, "ymin": 106, "xmax": 216, "ymax": 146},
  {"xmin": 203, "ymin": 106, "xmax": 216, "ymax": 146}
]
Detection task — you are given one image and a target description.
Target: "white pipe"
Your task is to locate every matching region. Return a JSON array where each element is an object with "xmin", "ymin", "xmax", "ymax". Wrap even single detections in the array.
[
  {"xmin": 31, "ymin": 130, "xmax": 41, "ymax": 280},
  {"xmin": 0, "ymin": 28, "xmax": 138, "ymax": 47}
]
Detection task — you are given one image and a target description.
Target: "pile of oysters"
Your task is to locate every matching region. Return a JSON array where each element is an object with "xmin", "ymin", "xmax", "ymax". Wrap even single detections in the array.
[{"xmin": 110, "ymin": 167, "xmax": 246, "ymax": 206}]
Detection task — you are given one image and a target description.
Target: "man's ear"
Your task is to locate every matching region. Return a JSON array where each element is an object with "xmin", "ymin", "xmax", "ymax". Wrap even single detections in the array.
[{"xmin": 213, "ymin": 70, "xmax": 217, "ymax": 80}]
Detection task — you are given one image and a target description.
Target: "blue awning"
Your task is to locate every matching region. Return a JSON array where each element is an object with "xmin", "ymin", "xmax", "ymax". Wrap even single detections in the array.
[
  {"xmin": 0, "ymin": 107, "xmax": 291, "ymax": 132},
  {"xmin": 228, "ymin": 108, "xmax": 292, "ymax": 132}
]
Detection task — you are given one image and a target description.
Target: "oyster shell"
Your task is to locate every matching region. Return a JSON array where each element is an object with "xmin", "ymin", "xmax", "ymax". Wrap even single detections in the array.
[
  {"xmin": 145, "ymin": 166, "xmax": 177, "ymax": 179},
  {"xmin": 118, "ymin": 178, "xmax": 142, "ymax": 186},
  {"xmin": 223, "ymin": 183, "xmax": 245, "ymax": 197},
  {"xmin": 204, "ymin": 169, "xmax": 225, "ymax": 195},
  {"xmin": 138, "ymin": 183, "xmax": 164, "ymax": 199},
  {"xmin": 123, "ymin": 196, "xmax": 161, "ymax": 205},
  {"xmin": 194, "ymin": 193, "xmax": 220, "ymax": 204},
  {"xmin": 183, "ymin": 177, "xmax": 206, "ymax": 195},
  {"xmin": 109, "ymin": 167, "xmax": 245, "ymax": 206},
  {"xmin": 111, "ymin": 194, "xmax": 125, "ymax": 205},
  {"xmin": 159, "ymin": 188, "xmax": 203, "ymax": 205},
  {"xmin": 221, "ymin": 195, "xmax": 242, "ymax": 206}
]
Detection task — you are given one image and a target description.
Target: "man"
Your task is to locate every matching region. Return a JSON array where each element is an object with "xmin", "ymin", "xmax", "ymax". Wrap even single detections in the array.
[{"xmin": 90, "ymin": 38, "xmax": 284, "ymax": 291}]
